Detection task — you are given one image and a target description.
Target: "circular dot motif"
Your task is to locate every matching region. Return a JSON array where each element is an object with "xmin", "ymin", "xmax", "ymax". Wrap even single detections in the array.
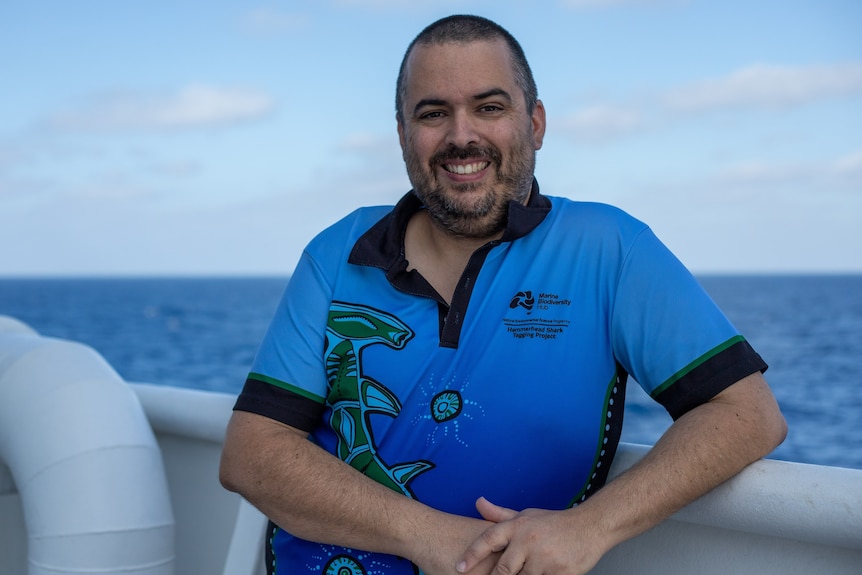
[
  {"xmin": 324, "ymin": 555, "xmax": 367, "ymax": 575},
  {"xmin": 430, "ymin": 390, "xmax": 463, "ymax": 423}
]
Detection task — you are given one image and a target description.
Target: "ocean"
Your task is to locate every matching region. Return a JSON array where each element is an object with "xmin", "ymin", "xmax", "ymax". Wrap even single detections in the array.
[{"xmin": 1, "ymin": 275, "xmax": 860, "ymax": 470}]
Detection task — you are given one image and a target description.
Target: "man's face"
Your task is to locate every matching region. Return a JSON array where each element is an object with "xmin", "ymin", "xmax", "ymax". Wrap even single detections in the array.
[{"xmin": 397, "ymin": 40, "xmax": 545, "ymax": 239}]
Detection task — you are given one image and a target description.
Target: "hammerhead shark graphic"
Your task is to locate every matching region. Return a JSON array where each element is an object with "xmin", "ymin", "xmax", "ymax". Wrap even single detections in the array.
[{"xmin": 324, "ymin": 302, "xmax": 433, "ymax": 496}]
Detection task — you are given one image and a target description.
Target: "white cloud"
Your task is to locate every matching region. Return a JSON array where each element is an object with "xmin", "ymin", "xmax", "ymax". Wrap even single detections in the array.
[
  {"xmin": 335, "ymin": 0, "xmax": 410, "ymax": 6},
  {"xmin": 147, "ymin": 160, "xmax": 201, "ymax": 178},
  {"xmin": 557, "ymin": 104, "xmax": 645, "ymax": 142},
  {"xmin": 711, "ymin": 150, "xmax": 862, "ymax": 195},
  {"xmin": 48, "ymin": 85, "xmax": 276, "ymax": 132},
  {"xmin": 833, "ymin": 149, "xmax": 862, "ymax": 178},
  {"xmin": 74, "ymin": 182, "xmax": 163, "ymax": 202},
  {"xmin": 716, "ymin": 161, "xmax": 813, "ymax": 186},
  {"xmin": 0, "ymin": 178, "xmax": 36, "ymax": 201},
  {"xmin": 331, "ymin": 132, "xmax": 408, "ymax": 204},
  {"xmin": 557, "ymin": 62, "xmax": 862, "ymax": 144},
  {"xmin": 561, "ymin": 0, "xmax": 685, "ymax": 8},
  {"xmin": 240, "ymin": 8, "xmax": 308, "ymax": 35},
  {"xmin": 338, "ymin": 132, "xmax": 399, "ymax": 154},
  {"xmin": 334, "ymin": 0, "xmax": 461, "ymax": 8},
  {"xmin": 828, "ymin": 149, "xmax": 862, "ymax": 191},
  {"xmin": 663, "ymin": 63, "xmax": 862, "ymax": 112},
  {"xmin": 603, "ymin": 149, "xmax": 862, "ymax": 273},
  {"xmin": 0, "ymin": 143, "xmax": 28, "ymax": 172}
]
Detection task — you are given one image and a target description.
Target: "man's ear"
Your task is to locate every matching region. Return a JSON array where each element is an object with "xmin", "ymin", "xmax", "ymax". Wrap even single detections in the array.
[
  {"xmin": 532, "ymin": 99, "xmax": 546, "ymax": 150},
  {"xmin": 397, "ymin": 117, "xmax": 406, "ymax": 151}
]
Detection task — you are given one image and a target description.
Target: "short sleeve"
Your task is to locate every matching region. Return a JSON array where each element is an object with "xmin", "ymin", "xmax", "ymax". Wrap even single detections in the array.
[
  {"xmin": 611, "ymin": 227, "xmax": 766, "ymax": 419},
  {"xmin": 233, "ymin": 249, "xmax": 332, "ymax": 429}
]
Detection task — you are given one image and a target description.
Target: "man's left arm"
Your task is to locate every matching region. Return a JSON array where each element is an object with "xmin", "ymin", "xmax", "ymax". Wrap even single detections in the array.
[{"xmin": 456, "ymin": 371, "xmax": 787, "ymax": 575}]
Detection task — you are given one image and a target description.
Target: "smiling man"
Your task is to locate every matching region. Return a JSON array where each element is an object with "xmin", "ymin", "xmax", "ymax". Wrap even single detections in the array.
[
  {"xmin": 397, "ymin": 37, "xmax": 546, "ymax": 305},
  {"xmin": 220, "ymin": 15, "xmax": 786, "ymax": 575},
  {"xmin": 399, "ymin": 39, "xmax": 542, "ymax": 240}
]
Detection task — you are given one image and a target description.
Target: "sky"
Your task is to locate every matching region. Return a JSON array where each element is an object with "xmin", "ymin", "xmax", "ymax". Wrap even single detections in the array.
[{"xmin": 1, "ymin": 0, "xmax": 860, "ymax": 277}]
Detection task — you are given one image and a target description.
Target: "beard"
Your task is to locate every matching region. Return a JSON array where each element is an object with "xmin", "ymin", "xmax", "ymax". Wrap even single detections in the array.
[{"xmin": 403, "ymin": 129, "xmax": 536, "ymax": 239}]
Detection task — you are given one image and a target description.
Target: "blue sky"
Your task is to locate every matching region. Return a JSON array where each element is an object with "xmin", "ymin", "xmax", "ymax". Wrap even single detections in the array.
[{"xmin": 1, "ymin": 0, "xmax": 860, "ymax": 276}]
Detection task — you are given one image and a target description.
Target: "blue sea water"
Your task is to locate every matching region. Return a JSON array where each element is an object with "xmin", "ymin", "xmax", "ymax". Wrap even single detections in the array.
[{"xmin": 1, "ymin": 275, "xmax": 860, "ymax": 470}]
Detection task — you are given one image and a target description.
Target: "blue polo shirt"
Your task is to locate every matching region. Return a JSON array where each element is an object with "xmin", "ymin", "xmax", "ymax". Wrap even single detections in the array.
[{"xmin": 234, "ymin": 181, "xmax": 766, "ymax": 575}]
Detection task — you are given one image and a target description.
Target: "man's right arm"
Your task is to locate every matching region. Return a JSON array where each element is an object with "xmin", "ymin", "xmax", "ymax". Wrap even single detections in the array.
[{"xmin": 219, "ymin": 410, "xmax": 497, "ymax": 575}]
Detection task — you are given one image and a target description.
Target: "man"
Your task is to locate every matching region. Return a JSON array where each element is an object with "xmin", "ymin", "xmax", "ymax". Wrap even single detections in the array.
[{"xmin": 220, "ymin": 14, "xmax": 786, "ymax": 575}]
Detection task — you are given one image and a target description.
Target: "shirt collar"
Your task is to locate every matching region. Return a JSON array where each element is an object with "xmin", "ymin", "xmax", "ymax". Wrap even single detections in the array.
[{"xmin": 348, "ymin": 178, "xmax": 551, "ymax": 271}]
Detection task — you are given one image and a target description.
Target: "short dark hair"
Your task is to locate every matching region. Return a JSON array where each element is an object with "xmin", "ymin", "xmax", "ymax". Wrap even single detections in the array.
[{"xmin": 395, "ymin": 15, "xmax": 538, "ymax": 124}]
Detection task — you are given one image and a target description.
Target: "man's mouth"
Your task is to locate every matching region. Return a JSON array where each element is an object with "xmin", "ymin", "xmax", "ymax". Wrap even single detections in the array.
[{"xmin": 443, "ymin": 161, "xmax": 490, "ymax": 175}]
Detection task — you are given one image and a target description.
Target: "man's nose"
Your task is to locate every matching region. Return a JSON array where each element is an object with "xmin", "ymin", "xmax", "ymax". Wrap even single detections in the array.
[{"xmin": 446, "ymin": 110, "xmax": 480, "ymax": 148}]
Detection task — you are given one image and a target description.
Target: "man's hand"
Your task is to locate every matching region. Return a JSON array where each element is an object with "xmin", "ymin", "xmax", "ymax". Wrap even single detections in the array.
[
  {"xmin": 456, "ymin": 498, "xmax": 608, "ymax": 575},
  {"xmin": 221, "ymin": 412, "xmax": 502, "ymax": 574},
  {"xmin": 408, "ymin": 511, "xmax": 502, "ymax": 575},
  {"xmin": 456, "ymin": 373, "xmax": 786, "ymax": 575}
]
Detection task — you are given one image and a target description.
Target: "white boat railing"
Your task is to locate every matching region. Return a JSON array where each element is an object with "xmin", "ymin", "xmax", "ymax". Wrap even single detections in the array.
[{"xmin": 1, "ymin": 315, "xmax": 861, "ymax": 575}]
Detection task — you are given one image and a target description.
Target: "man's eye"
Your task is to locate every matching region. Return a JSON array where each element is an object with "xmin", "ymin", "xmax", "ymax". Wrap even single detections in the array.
[
  {"xmin": 480, "ymin": 105, "xmax": 502, "ymax": 113},
  {"xmin": 419, "ymin": 111, "xmax": 445, "ymax": 120}
]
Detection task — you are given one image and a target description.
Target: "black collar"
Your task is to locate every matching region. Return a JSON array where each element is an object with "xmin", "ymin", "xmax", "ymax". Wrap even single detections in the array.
[{"xmin": 348, "ymin": 178, "xmax": 551, "ymax": 273}]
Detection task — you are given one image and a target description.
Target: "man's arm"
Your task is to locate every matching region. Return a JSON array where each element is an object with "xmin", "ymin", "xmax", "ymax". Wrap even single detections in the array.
[
  {"xmin": 219, "ymin": 411, "xmax": 499, "ymax": 575},
  {"xmin": 456, "ymin": 371, "xmax": 787, "ymax": 575}
]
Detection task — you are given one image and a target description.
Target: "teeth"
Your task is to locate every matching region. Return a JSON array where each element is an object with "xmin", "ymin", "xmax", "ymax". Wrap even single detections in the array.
[{"xmin": 446, "ymin": 162, "xmax": 489, "ymax": 175}]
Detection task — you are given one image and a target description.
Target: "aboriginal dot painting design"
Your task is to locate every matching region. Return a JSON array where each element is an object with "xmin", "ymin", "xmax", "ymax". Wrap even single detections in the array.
[
  {"xmin": 304, "ymin": 545, "xmax": 414, "ymax": 575},
  {"xmin": 568, "ymin": 369, "xmax": 627, "ymax": 507},
  {"xmin": 430, "ymin": 390, "xmax": 462, "ymax": 422},
  {"xmin": 324, "ymin": 554, "xmax": 366, "ymax": 575},
  {"xmin": 412, "ymin": 373, "xmax": 485, "ymax": 448}
]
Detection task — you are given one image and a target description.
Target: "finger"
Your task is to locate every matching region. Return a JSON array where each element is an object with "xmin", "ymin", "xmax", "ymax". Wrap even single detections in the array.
[
  {"xmin": 456, "ymin": 523, "xmax": 513, "ymax": 573},
  {"xmin": 492, "ymin": 544, "xmax": 527, "ymax": 575},
  {"xmin": 476, "ymin": 496, "xmax": 518, "ymax": 523}
]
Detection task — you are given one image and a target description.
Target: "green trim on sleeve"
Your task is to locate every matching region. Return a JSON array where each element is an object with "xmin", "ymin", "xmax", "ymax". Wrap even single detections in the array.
[
  {"xmin": 650, "ymin": 335, "xmax": 746, "ymax": 400},
  {"xmin": 248, "ymin": 372, "xmax": 326, "ymax": 404}
]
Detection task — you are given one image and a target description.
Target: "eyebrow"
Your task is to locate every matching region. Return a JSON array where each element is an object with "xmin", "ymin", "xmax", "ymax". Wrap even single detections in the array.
[
  {"xmin": 475, "ymin": 88, "xmax": 513, "ymax": 103},
  {"xmin": 412, "ymin": 88, "xmax": 514, "ymax": 116}
]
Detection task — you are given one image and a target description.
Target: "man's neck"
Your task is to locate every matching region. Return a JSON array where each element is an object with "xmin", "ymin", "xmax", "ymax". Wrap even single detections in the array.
[{"xmin": 404, "ymin": 210, "xmax": 502, "ymax": 304}]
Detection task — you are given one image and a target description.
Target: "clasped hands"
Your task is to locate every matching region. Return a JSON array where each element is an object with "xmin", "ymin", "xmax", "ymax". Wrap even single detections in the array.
[{"xmin": 453, "ymin": 496, "xmax": 607, "ymax": 575}]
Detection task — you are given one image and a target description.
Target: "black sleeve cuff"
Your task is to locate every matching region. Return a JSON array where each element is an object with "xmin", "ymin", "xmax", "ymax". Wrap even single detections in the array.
[
  {"xmin": 233, "ymin": 377, "xmax": 326, "ymax": 432},
  {"xmin": 655, "ymin": 340, "xmax": 768, "ymax": 420}
]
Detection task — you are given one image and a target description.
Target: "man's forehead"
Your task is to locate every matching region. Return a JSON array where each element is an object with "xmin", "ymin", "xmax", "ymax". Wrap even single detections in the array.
[
  {"xmin": 403, "ymin": 40, "xmax": 517, "ymax": 98},
  {"xmin": 406, "ymin": 38, "xmax": 511, "ymax": 66}
]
